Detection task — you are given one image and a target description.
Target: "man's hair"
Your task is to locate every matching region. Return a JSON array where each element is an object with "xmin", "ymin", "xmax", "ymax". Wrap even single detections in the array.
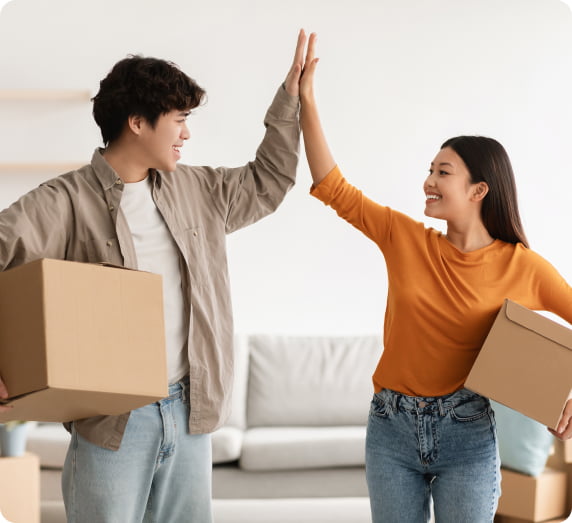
[
  {"xmin": 441, "ymin": 135, "xmax": 529, "ymax": 248},
  {"xmin": 92, "ymin": 55, "xmax": 206, "ymax": 145}
]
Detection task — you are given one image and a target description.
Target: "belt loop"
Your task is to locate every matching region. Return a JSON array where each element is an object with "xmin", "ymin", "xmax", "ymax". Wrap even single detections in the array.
[
  {"xmin": 392, "ymin": 391, "xmax": 399, "ymax": 413},
  {"xmin": 438, "ymin": 398, "xmax": 445, "ymax": 416},
  {"xmin": 182, "ymin": 378, "xmax": 188, "ymax": 403}
]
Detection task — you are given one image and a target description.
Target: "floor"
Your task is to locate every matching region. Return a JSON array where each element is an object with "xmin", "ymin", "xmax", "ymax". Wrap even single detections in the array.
[{"xmin": 41, "ymin": 498, "xmax": 374, "ymax": 523}]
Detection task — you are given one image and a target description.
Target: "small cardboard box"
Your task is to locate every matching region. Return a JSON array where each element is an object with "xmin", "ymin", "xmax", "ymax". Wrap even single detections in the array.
[
  {"xmin": 495, "ymin": 516, "xmax": 570, "ymax": 523},
  {"xmin": 465, "ymin": 299, "xmax": 572, "ymax": 429},
  {"xmin": 565, "ymin": 438, "xmax": 572, "ymax": 464},
  {"xmin": 497, "ymin": 467, "xmax": 568, "ymax": 522},
  {"xmin": 0, "ymin": 259, "xmax": 168, "ymax": 422},
  {"xmin": 0, "ymin": 452, "xmax": 40, "ymax": 523}
]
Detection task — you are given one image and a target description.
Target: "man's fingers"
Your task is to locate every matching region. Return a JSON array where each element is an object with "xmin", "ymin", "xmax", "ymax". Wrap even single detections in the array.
[{"xmin": 293, "ymin": 29, "xmax": 307, "ymax": 68}]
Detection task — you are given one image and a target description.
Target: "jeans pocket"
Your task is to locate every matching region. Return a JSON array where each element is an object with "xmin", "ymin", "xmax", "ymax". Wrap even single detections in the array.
[
  {"xmin": 369, "ymin": 393, "xmax": 393, "ymax": 419},
  {"xmin": 450, "ymin": 394, "xmax": 490, "ymax": 423}
]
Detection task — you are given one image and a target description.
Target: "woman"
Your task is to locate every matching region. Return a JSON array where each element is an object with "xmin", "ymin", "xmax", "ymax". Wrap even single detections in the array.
[{"xmin": 298, "ymin": 34, "xmax": 572, "ymax": 523}]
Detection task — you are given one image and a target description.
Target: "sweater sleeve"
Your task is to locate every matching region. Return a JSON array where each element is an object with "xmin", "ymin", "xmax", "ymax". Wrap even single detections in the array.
[
  {"xmin": 310, "ymin": 165, "xmax": 394, "ymax": 247},
  {"xmin": 529, "ymin": 250, "xmax": 572, "ymax": 325}
]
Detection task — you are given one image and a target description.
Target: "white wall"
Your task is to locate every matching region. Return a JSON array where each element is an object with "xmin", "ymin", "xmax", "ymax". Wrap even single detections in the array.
[{"xmin": 0, "ymin": 0, "xmax": 571, "ymax": 335}]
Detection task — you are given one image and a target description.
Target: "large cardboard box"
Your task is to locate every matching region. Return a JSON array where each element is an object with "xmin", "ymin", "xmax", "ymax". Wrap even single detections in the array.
[
  {"xmin": 0, "ymin": 259, "xmax": 168, "ymax": 422},
  {"xmin": 0, "ymin": 452, "xmax": 40, "ymax": 523},
  {"xmin": 465, "ymin": 300, "xmax": 572, "ymax": 429},
  {"xmin": 497, "ymin": 467, "xmax": 568, "ymax": 522}
]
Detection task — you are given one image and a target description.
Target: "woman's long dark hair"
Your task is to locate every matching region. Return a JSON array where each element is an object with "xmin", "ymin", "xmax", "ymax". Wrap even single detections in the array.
[{"xmin": 441, "ymin": 136, "xmax": 529, "ymax": 248}]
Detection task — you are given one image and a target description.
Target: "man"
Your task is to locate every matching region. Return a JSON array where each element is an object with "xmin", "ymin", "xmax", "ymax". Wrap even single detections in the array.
[{"xmin": 0, "ymin": 30, "xmax": 310, "ymax": 522}]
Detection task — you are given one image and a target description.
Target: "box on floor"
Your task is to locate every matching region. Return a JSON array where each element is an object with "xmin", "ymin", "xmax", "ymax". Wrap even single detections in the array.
[
  {"xmin": 0, "ymin": 259, "xmax": 168, "ymax": 422},
  {"xmin": 496, "ymin": 467, "xmax": 568, "ymax": 522},
  {"xmin": 466, "ymin": 299, "xmax": 572, "ymax": 430},
  {"xmin": 0, "ymin": 452, "xmax": 40, "ymax": 523},
  {"xmin": 547, "ymin": 439, "xmax": 572, "ymax": 520},
  {"xmin": 495, "ymin": 516, "xmax": 570, "ymax": 523}
]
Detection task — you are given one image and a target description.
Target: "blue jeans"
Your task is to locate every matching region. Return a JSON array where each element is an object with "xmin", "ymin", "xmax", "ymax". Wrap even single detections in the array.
[
  {"xmin": 366, "ymin": 388, "xmax": 500, "ymax": 523},
  {"xmin": 62, "ymin": 378, "xmax": 213, "ymax": 523}
]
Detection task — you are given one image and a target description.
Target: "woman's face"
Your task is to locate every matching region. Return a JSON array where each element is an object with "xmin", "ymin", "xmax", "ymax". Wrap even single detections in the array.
[{"xmin": 423, "ymin": 147, "xmax": 479, "ymax": 221}]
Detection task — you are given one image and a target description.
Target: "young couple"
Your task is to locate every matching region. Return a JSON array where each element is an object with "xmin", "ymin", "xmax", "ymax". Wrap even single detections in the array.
[{"xmin": 0, "ymin": 29, "xmax": 570, "ymax": 523}]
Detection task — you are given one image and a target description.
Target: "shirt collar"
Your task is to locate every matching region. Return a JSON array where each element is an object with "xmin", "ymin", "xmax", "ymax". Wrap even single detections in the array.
[
  {"xmin": 90, "ymin": 148, "xmax": 123, "ymax": 191},
  {"xmin": 90, "ymin": 148, "xmax": 163, "ymax": 190}
]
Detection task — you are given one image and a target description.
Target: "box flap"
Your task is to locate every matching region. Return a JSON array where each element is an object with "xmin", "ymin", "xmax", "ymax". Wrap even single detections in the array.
[{"xmin": 503, "ymin": 300, "xmax": 572, "ymax": 352}]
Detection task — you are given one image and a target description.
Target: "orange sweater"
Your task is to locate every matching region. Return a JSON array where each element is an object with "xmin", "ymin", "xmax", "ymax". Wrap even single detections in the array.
[{"xmin": 311, "ymin": 166, "xmax": 572, "ymax": 397}]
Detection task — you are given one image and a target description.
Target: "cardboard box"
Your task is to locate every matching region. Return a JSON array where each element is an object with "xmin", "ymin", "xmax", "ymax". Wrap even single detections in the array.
[
  {"xmin": 565, "ymin": 439, "xmax": 572, "ymax": 464},
  {"xmin": 497, "ymin": 467, "xmax": 568, "ymax": 522},
  {"xmin": 546, "ymin": 441, "xmax": 572, "ymax": 519},
  {"xmin": 495, "ymin": 516, "xmax": 571, "ymax": 523},
  {"xmin": 466, "ymin": 300, "xmax": 572, "ymax": 429},
  {"xmin": 0, "ymin": 452, "xmax": 40, "ymax": 523},
  {"xmin": 0, "ymin": 259, "xmax": 168, "ymax": 422}
]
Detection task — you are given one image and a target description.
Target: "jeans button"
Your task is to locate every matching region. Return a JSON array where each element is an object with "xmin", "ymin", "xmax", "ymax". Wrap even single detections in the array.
[{"xmin": 418, "ymin": 401, "xmax": 427, "ymax": 408}]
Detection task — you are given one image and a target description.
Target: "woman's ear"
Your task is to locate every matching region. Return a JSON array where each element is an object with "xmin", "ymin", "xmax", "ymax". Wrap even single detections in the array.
[{"xmin": 472, "ymin": 181, "xmax": 489, "ymax": 202}]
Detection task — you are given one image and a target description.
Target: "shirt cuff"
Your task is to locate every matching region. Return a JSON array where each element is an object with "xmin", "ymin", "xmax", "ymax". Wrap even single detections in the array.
[
  {"xmin": 309, "ymin": 165, "xmax": 342, "ymax": 204},
  {"xmin": 266, "ymin": 84, "xmax": 300, "ymax": 120}
]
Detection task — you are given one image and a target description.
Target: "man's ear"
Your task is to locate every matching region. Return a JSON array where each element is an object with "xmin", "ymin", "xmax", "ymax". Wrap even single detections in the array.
[
  {"xmin": 472, "ymin": 181, "xmax": 489, "ymax": 202},
  {"xmin": 127, "ymin": 114, "xmax": 144, "ymax": 136}
]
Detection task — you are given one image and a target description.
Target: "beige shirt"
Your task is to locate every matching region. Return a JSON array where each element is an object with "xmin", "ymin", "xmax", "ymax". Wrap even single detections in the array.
[{"xmin": 0, "ymin": 85, "xmax": 300, "ymax": 449}]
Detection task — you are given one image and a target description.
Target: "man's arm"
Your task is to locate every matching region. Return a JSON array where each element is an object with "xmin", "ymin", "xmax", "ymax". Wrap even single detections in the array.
[
  {"xmin": 0, "ymin": 183, "xmax": 69, "ymax": 271},
  {"xmin": 213, "ymin": 31, "xmax": 311, "ymax": 233},
  {"xmin": 0, "ymin": 182, "xmax": 70, "ymax": 406}
]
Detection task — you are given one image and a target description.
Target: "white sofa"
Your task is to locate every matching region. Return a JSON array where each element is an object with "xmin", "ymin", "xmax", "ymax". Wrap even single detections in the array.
[{"xmin": 28, "ymin": 334, "xmax": 382, "ymax": 522}]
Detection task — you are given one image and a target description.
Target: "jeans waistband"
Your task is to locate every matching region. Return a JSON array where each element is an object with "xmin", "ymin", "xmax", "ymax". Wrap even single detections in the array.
[{"xmin": 377, "ymin": 387, "xmax": 485, "ymax": 415}]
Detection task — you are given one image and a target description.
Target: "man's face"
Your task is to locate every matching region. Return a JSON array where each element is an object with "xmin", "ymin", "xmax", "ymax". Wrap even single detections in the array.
[{"xmin": 139, "ymin": 109, "xmax": 191, "ymax": 172}]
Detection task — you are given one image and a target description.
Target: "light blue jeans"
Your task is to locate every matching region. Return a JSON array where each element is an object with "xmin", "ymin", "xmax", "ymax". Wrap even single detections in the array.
[
  {"xmin": 366, "ymin": 388, "xmax": 500, "ymax": 523},
  {"xmin": 62, "ymin": 378, "xmax": 213, "ymax": 523}
]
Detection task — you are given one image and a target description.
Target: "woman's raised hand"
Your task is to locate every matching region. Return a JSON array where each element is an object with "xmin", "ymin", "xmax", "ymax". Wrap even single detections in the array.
[{"xmin": 299, "ymin": 32, "xmax": 318, "ymax": 102}]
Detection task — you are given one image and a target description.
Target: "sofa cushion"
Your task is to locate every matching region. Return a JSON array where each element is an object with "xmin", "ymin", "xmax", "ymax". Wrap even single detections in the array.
[
  {"xmin": 246, "ymin": 335, "xmax": 381, "ymax": 427},
  {"xmin": 491, "ymin": 400, "xmax": 554, "ymax": 476},
  {"xmin": 27, "ymin": 422, "xmax": 70, "ymax": 468},
  {"xmin": 239, "ymin": 426, "xmax": 366, "ymax": 471},
  {"xmin": 212, "ymin": 426, "xmax": 243, "ymax": 464},
  {"xmin": 29, "ymin": 421, "xmax": 244, "ymax": 467}
]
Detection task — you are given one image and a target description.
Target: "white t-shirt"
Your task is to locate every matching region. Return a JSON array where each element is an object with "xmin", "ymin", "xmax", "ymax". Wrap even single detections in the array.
[{"xmin": 120, "ymin": 176, "xmax": 188, "ymax": 384}]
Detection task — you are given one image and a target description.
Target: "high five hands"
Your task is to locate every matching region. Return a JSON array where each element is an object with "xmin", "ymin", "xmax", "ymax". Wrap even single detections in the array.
[{"xmin": 284, "ymin": 30, "xmax": 319, "ymax": 98}]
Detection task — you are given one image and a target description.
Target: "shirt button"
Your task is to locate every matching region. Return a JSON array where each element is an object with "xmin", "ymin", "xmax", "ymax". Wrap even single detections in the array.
[
  {"xmin": 193, "ymin": 231, "xmax": 198, "ymax": 237},
  {"xmin": 106, "ymin": 240, "xmax": 113, "ymax": 247},
  {"xmin": 109, "ymin": 205, "xmax": 115, "ymax": 212},
  {"xmin": 115, "ymin": 179, "xmax": 122, "ymax": 185}
]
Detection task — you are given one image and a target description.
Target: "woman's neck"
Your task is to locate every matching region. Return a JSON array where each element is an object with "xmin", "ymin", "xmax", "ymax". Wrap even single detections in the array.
[{"xmin": 444, "ymin": 223, "xmax": 495, "ymax": 253}]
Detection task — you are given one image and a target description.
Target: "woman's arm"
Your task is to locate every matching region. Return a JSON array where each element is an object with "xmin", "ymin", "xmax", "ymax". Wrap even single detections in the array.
[{"xmin": 299, "ymin": 33, "xmax": 336, "ymax": 186}]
